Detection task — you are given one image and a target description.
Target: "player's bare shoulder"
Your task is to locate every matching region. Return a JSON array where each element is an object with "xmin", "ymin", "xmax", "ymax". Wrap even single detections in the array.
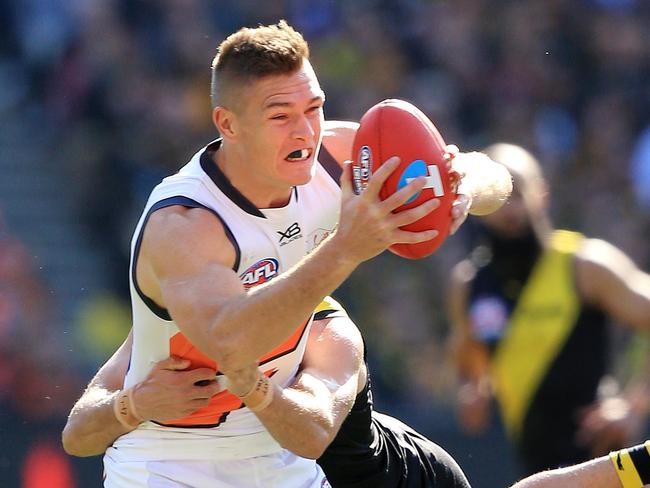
[
  {"xmin": 574, "ymin": 237, "xmax": 639, "ymax": 301},
  {"xmin": 575, "ymin": 238, "xmax": 631, "ymax": 276},
  {"xmin": 142, "ymin": 205, "xmax": 237, "ymax": 274},
  {"xmin": 321, "ymin": 120, "xmax": 359, "ymax": 166}
]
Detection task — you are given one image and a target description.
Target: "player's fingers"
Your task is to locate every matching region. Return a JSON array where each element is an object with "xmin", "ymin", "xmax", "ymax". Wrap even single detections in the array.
[
  {"xmin": 364, "ymin": 157, "xmax": 400, "ymax": 197},
  {"xmin": 449, "ymin": 194, "xmax": 471, "ymax": 235},
  {"xmin": 444, "ymin": 144, "xmax": 459, "ymax": 159},
  {"xmin": 389, "ymin": 199, "xmax": 440, "ymax": 227},
  {"xmin": 340, "ymin": 160, "xmax": 354, "ymax": 195},
  {"xmin": 393, "ymin": 228, "xmax": 439, "ymax": 244},
  {"xmin": 187, "ymin": 367, "xmax": 217, "ymax": 384},
  {"xmin": 192, "ymin": 381, "xmax": 221, "ymax": 398},
  {"xmin": 380, "ymin": 176, "xmax": 428, "ymax": 212},
  {"xmin": 158, "ymin": 356, "xmax": 191, "ymax": 371}
]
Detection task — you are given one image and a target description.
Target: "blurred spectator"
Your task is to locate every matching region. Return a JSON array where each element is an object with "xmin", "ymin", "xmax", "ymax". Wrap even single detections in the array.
[{"xmin": 0, "ymin": 211, "xmax": 100, "ymax": 486}]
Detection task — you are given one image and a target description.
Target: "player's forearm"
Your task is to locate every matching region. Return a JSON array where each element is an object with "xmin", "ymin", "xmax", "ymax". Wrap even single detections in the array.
[
  {"xmin": 253, "ymin": 375, "xmax": 357, "ymax": 459},
  {"xmin": 510, "ymin": 456, "xmax": 620, "ymax": 488},
  {"xmin": 62, "ymin": 387, "xmax": 132, "ymax": 457},
  {"xmin": 225, "ymin": 366, "xmax": 357, "ymax": 459},
  {"xmin": 207, "ymin": 235, "xmax": 357, "ymax": 372},
  {"xmin": 453, "ymin": 152, "xmax": 512, "ymax": 216}
]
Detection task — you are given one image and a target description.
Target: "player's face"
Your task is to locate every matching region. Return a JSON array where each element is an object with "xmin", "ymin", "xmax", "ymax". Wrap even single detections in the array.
[
  {"xmin": 235, "ymin": 60, "xmax": 325, "ymax": 192},
  {"xmin": 480, "ymin": 186, "xmax": 531, "ymax": 238},
  {"xmin": 480, "ymin": 174, "xmax": 545, "ymax": 239}
]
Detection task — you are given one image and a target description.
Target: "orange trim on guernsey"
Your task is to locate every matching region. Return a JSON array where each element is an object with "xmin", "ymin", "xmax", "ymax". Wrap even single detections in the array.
[{"xmin": 161, "ymin": 318, "xmax": 309, "ymax": 427}]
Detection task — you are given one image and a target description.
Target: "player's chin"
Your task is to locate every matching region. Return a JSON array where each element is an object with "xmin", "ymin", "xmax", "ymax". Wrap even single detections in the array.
[{"xmin": 282, "ymin": 159, "xmax": 316, "ymax": 186}]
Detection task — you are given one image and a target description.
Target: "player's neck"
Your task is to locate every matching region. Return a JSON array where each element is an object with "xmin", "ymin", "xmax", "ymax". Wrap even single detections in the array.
[{"xmin": 213, "ymin": 144, "xmax": 293, "ymax": 209}]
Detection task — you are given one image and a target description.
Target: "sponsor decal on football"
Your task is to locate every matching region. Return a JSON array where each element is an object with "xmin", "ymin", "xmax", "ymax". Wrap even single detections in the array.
[
  {"xmin": 398, "ymin": 159, "xmax": 444, "ymax": 203},
  {"xmin": 240, "ymin": 258, "xmax": 279, "ymax": 289}
]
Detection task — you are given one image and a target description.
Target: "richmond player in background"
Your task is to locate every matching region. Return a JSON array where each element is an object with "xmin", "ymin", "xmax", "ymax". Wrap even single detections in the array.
[{"xmin": 449, "ymin": 143, "xmax": 650, "ymax": 476}]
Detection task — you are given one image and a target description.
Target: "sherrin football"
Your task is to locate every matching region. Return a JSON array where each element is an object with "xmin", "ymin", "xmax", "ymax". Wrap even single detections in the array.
[{"xmin": 352, "ymin": 99, "xmax": 456, "ymax": 259}]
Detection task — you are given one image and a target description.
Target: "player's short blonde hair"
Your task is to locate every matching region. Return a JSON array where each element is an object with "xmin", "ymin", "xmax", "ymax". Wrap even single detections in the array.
[
  {"xmin": 482, "ymin": 143, "xmax": 545, "ymax": 196},
  {"xmin": 211, "ymin": 20, "xmax": 310, "ymax": 109}
]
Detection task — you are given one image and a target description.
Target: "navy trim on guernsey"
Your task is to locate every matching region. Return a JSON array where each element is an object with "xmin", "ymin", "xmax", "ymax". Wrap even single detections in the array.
[
  {"xmin": 318, "ymin": 144, "xmax": 342, "ymax": 186},
  {"xmin": 200, "ymin": 140, "xmax": 266, "ymax": 218},
  {"xmin": 628, "ymin": 443, "xmax": 650, "ymax": 484},
  {"xmin": 131, "ymin": 195, "xmax": 241, "ymax": 320},
  {"xmin": 313, "ymin": 309, "xmax": 347, "ymax": 321}
]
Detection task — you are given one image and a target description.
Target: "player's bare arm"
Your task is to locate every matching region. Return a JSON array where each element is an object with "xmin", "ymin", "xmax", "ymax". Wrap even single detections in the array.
[
  {"xmin": 574, "ymin": 238, "xmax": 650, "ymax": 455},
  {"xmin": 322, "ymin": 120, "xmax": 358, "ymax": 164},
  {"xmin": 447, "ymin": 259, "xmax": 493, "ymax": 434},
  {"xmin": 140, "ymin": 160, "xmax": 436, "ymax": 375},
  {"xmin": 509, "ymin": 455, "xmax": 621, "ymax": 488},
  {"xmin": 228, "ymin": 314, "xmax": 364, "ymax": 459},
  {"xmin": 61, "ymin": 314, "xmax": 364, "ymax": 460},
  {"xmin": 576, "ymin": 238, "xmax": 650, "ymax": 331},
  {"xmin": 62, "ymin": 332, "xmax": 133, "ymax": 456},
  {"xmin": 62, "ymin": 332, "xmax": 220, "ymax": 457}
]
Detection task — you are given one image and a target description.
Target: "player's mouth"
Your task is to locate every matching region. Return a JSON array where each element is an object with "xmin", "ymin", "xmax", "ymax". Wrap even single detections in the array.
[{"xmin": 285, "ymin": 148, "xmax": 313, "ymax": 162}]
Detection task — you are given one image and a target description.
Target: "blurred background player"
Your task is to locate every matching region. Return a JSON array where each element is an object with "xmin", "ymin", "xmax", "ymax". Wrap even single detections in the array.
[{"xmin": 448, "ymin": 143, "xmax": 650, "ymax": 476}]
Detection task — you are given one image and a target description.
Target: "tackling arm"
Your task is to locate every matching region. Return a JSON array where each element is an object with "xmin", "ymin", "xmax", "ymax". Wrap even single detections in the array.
[
  {"xmin": 237, "ymin": 313, "xmax": 364, "ymax": 459},
  {"xmin": 509, "ymin": 455, "xmax": 621, "ymax": 488},
  {"xmin": 61, "ymin": 331, "xmax": 220, "ymax": 457},
  {"xmin": 61, "ymin": 313, "xmax": 363, "ymax": 460}
]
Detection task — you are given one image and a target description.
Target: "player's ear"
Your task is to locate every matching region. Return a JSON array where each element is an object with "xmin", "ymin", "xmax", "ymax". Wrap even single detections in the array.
[{"xmin": 213, "ymin": 106, "xmax": 238, "ymax": 141}]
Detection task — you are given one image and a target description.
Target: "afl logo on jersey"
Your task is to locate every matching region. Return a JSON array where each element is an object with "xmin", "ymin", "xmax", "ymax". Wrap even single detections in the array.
[{"xmin": 240, "ymin": 258, "xmax": 279, "ymax": 289}]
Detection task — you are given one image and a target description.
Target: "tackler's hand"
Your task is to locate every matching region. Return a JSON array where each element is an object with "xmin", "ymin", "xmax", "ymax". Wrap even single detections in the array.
[{"xmin": 444, "ymin": 145, "xmax": 472, "ymax": 235}]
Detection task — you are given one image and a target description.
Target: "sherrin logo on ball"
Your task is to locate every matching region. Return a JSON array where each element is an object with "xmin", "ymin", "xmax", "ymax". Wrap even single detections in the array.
[
  {"xmin": 352, "ymin": 99, "xmax": 456, "ymax": 259},
  {"xmin": 353, "ymin": 145, "xmax": 372, "ymax": 194}
]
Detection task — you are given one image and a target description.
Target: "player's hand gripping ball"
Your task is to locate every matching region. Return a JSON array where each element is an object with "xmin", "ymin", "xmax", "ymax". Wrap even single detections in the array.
[{"xmin": 352, "ymin": 99, "xmax": 458, "ymax": 259}]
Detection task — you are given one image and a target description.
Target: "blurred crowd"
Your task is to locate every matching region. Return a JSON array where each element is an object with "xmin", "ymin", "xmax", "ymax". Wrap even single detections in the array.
[{"xmin": 1, "ymin": 0, "xmax": 650, "ymax": 486}]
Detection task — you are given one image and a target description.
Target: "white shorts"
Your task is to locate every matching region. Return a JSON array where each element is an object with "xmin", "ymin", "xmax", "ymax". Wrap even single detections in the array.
[{"xmin": 103, "ymin": 446, "xmax": 330, "ymax": 488}]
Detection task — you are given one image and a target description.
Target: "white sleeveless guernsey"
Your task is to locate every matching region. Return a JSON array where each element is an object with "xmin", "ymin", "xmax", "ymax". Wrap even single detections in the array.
[{"xmin": 106, "ymin": 140, "xmax": 340, "ymax": 476}]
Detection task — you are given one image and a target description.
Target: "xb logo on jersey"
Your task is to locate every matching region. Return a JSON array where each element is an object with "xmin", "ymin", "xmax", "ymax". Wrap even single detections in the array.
[
  {"xmin": 240, "ymin": 258, "xmax": 279, "ymax": 289},
  {"xmin": 277, "ymin": 222, "xmax": 302, "ymax": 246},
  {"xmin": 398, "ymin": 160, "xmax": 444, "ymax": 203}
]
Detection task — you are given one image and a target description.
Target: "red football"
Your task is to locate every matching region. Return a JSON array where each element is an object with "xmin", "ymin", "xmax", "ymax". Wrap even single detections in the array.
[{"xmin": 351, "ymin": 99, "xmax": 456, "ymax": 259}]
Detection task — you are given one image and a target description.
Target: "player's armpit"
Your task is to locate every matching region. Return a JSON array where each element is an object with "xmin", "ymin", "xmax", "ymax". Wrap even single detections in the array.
[{"xmin": 251, "ymin": 314, "xmax": 364, "ymax": 459}]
